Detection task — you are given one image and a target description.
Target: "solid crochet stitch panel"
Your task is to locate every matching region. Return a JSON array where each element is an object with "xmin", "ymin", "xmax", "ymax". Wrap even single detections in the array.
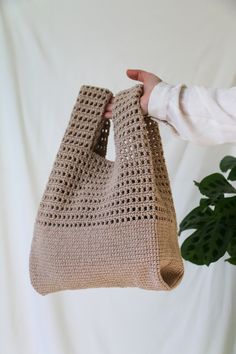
[
  {"xmin": 36, "ymin": 85, "xmax": 176, "ymax": 229},
  {"xmin": 29, "ymin": 83, "xmax": 184, "ymax": 295}
]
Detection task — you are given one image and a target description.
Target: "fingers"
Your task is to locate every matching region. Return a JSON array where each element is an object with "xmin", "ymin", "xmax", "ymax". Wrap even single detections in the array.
[
  {"xmin": 103, "ymin": 97, "xmax": 114, "ymax": 119},
  {"xmin": 126, "ymin": 69, "xmax": 146, "ymax": 83},
  {"xmin": 126, "ymin": 69, "xmax": 162, "ymax": 89},
  {"xmin": 103, "ymin": 111, "xmax": 112, "ymax": 119}
]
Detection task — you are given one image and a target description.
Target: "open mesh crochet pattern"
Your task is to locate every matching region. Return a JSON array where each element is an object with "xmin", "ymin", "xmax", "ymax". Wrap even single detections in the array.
[{"xmin": 29, "ymin": 83, "xmax": 184, "ymax": 296}]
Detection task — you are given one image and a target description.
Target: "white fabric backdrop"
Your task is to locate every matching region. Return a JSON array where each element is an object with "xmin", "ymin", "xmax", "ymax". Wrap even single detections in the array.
[{"xmin": 1, "ymin": 0, "xmax": 236, "ymax": 353}]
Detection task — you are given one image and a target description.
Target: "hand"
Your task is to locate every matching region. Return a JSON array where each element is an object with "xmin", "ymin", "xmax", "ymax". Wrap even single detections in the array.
[{"xmin": 103, "ymin": 69, "xmax": 162, "ymax": 119}]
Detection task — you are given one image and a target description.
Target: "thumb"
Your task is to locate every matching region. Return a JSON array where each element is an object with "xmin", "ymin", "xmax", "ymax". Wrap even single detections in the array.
[{"xmin": 126, "ymin": 69, "xmax": 146, "ymax": 83}]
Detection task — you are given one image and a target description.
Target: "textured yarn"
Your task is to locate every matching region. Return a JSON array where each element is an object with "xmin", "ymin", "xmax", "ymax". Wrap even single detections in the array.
[{"xmin": 29, "ymin": 83, "xmax": 184, "ymax": 296}]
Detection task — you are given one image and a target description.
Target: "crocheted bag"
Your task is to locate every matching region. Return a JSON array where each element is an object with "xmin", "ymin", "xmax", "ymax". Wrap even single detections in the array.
[{"xmin": 29, "ymin": 83, "xmax": 184, "ymax": 296}]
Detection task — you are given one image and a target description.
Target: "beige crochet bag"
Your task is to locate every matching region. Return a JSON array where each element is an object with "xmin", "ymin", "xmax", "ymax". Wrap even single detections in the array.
[{"xmin": 29, "ymin": 83, "xmax": 184, "ymax": 296}]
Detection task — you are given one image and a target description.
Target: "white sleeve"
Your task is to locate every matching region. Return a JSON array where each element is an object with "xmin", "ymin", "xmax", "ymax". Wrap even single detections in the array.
[{"xmin": 147, "ymin": 81, "xmax": 236, "ymax": 145}]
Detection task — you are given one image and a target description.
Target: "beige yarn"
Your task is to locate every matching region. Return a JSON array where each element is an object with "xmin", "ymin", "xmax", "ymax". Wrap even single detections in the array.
[{"xmin": 29, "ymin": 83, "xmax": 184, "ymax": 296}]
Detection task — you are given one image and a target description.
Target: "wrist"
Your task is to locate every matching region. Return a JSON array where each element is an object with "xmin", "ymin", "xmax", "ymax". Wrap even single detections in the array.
[{"xmin": 147, "ymin": 81, "xmax": 174, "ymax": 120}]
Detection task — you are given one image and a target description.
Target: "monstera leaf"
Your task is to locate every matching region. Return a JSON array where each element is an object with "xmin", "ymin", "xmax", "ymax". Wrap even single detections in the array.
[{"xmin": 179, "ymin": 156, "xmax": 236, "ymax": 267}]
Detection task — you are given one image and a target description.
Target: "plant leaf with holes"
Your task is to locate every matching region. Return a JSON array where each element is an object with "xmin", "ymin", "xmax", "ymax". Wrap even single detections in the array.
[
  {"xmin": 194, "ymin": 173, "xmax": 236, "ymax": 198},
  {"xmin": 219, "ymin": 155, "xmax": 236, "ymax": 181},
  {"xmin": 227, "ymin": 230, "xmax": 236, "ymax": 257},
  {"xmin": 180, "ymin": 219, "xmax": 231, "ymax": 266},
  {"xmin": 199, "ymin": 195, "xmax": 224, "ymax": 209},
  {"xmin": 224, "ymin": 256, "xmax": 236, "ymax": 265},
  {"xmin": 219, "ymin": 155, "xmax": 236, "ymax": 173},
  {"xmin": 228, "ymin": 166, "xmax": 236, "ymax": 181},
  {"xmin": 178, "ymin": 205, "xmax": 213, "ymax": 236},
  {"xmin": 199, "ymin": 198, "xmax": 212, "ymax": 208},
  {"xmin": 214, "ymin": 196, "xmax": 236, "ymax": 226},
  {"xmin": 179, "ymin": 155, "xmax": 236, "ymax": 267}
]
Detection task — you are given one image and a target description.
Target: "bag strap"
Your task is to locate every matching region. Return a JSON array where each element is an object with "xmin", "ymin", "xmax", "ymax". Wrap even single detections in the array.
[
  {"xmin": 60, "ymin": 83, "xmax": 154, "ymax": 166},
  {"xmin": 61, "ymin": 85, "xmax": 113, "ymax": 156},
  {"xmin": 112, "ymin": 83, "xmax": 150, "ymax": 163}
]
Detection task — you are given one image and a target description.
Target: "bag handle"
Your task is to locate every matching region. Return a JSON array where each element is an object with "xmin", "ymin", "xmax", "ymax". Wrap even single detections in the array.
[
  {"xmin": 60, "ymin": 85, "xmax": 113, "ymax": 157},
  {"xmin": 89, "ymin": 83, "xmax": 153, "ymax": 166},
  {"xmin": 60, "ymin": 84, "xmax": 154, "ymax": 164},
  {"xmin": 112, "ymin": 84, "xmax": 151, "ymax": 164}
]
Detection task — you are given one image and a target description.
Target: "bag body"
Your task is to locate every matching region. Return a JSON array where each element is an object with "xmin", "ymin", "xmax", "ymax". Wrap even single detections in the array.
[{"xmin": 29, "ymin": 84, "xmax": 184, "ymax": 296}]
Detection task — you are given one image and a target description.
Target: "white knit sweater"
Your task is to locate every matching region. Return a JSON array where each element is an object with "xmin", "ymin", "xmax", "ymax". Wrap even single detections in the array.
[{"xmin": 148, "ymin": 82, "xmax": 236, "ymax": 145}]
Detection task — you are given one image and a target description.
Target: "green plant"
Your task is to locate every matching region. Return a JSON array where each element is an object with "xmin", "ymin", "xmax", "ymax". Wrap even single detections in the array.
[{"xmin": 178, "ymin": 155, "xmax": 236, "ymax": 266}]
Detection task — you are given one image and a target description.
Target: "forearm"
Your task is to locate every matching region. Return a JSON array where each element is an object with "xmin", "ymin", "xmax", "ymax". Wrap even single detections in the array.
[{"xmin": 148, "ymin": 82, "xmax": 236, "ymax": 145}]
